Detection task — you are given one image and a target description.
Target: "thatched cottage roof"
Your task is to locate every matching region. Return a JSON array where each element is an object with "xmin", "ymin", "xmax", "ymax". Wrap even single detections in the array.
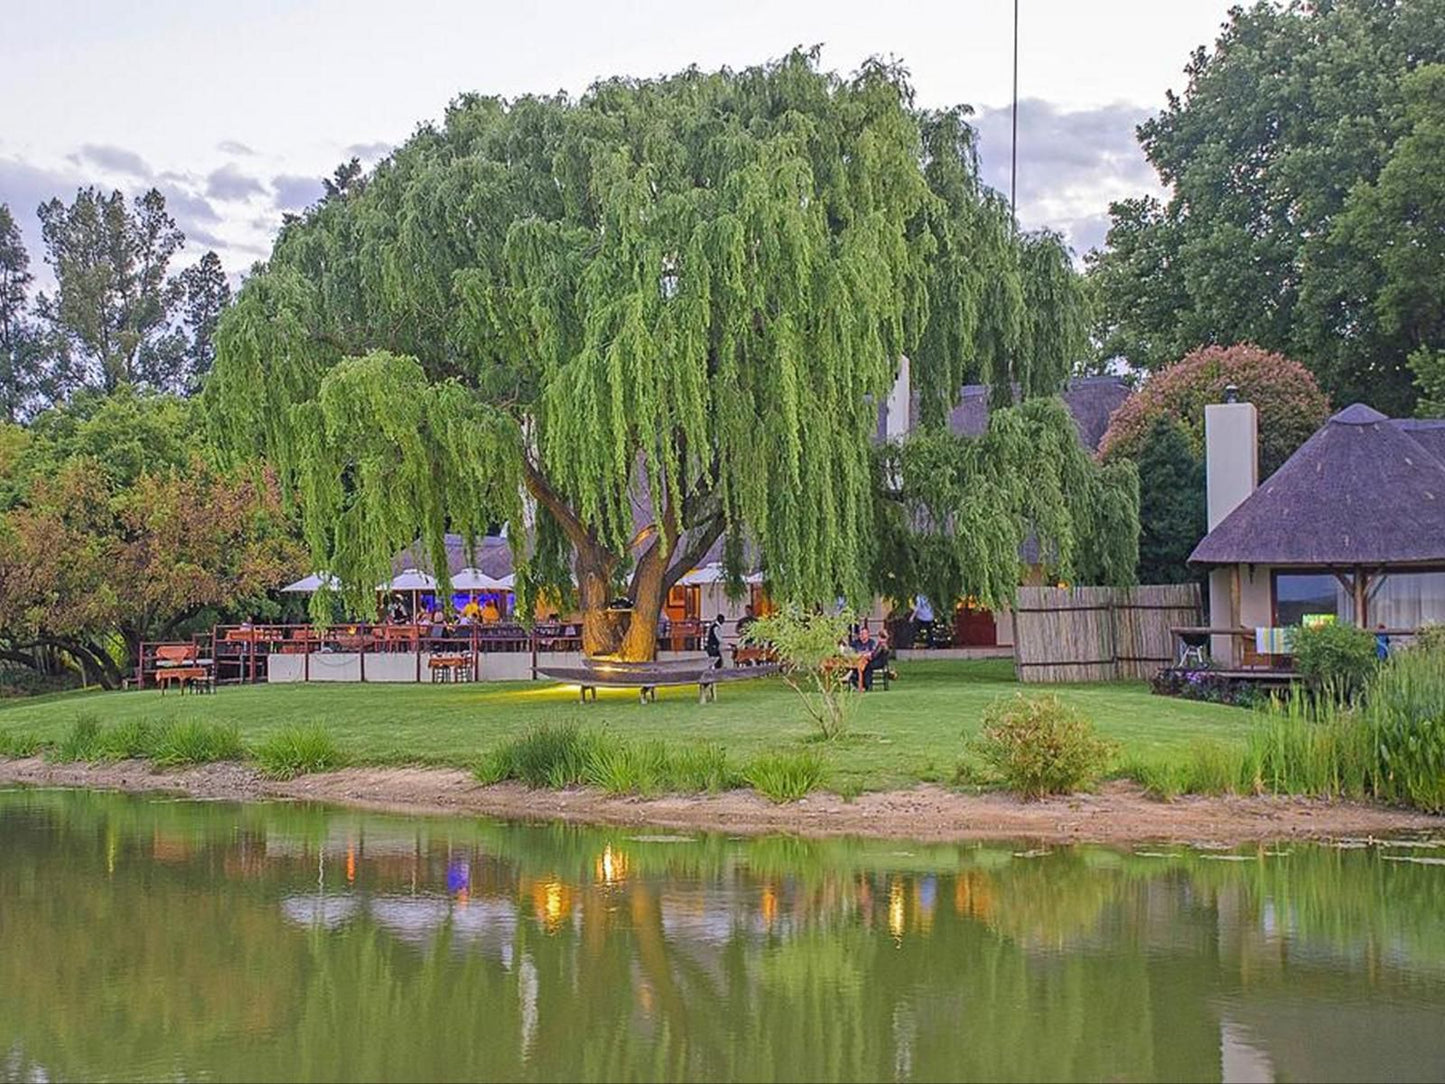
[
  {"xmin": 1190, "ymin": 404, "xmax": 1445, "ymax": 568},
  {"xmin": 929, "ymin": 375, "xmax": 1130, "ymax": 452}
]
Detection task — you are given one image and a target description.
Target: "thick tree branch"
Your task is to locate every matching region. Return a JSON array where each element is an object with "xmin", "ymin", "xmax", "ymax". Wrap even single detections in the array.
[{"xmin": 663, "ymin": 513, "xmax": 727, "ymax": 593}]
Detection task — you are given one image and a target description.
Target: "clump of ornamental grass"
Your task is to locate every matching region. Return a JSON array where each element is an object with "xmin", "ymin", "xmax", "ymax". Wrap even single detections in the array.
[
  {"xmin": 476, "ymin": 723, "xmax": 608, "ymax": 788},
  {"xmin": 48, "ymin": 713, "xmax": 105, "ymax": 763},
  {"xmin": 744, "ymin": 750, "xmax": 825, "ymax": 803},
  {"xmin": 150, "ymin": 719, "xmax": 244, "ymax": 767},
  {"xmin": 253, "ymin": 722, "xmax": 345, "ymax": 780},
  {"xmin": 0, "ymin": 729, "xmax": 42, "ymax": 758}
]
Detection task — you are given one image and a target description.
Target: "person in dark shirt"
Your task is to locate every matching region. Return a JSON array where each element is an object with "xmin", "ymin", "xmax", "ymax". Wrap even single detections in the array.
[{"xmin": 705, "ymin": 613, "xmax": 726, "ymax": 668}]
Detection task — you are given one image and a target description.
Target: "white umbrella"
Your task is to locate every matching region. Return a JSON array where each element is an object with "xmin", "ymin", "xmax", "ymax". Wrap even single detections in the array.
[
  {"xmin": 679, "ymin": 563, "xmax": 727, "ymax": 586},
  {"xmin": 281, "ymin": 572, "xmax": 338, "ymax": 593},
  {"xmin": 378, "ymin": 568, "xmax": 439, "ymax": 592},
  {"xmin": 451, "ymin": 567, "xmax": 510, "ymax": 591}
]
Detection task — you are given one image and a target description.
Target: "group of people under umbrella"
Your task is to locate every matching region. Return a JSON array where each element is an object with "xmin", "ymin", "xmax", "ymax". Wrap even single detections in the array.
[{"xmin": 282, "ymin": 567, "xmax": 518, "ymax": 627}]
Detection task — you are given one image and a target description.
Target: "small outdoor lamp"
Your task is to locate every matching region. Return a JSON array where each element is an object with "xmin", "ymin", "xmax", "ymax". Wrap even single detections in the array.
[{"xmin": 1224, "ymin": 383, "xmax": 1239, "ymax": 403}]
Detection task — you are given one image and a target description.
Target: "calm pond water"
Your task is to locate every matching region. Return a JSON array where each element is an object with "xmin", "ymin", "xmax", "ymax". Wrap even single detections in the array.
[{"xmin": 2, "ymin": 791, "xmax": 1443, "ymax": 1083}]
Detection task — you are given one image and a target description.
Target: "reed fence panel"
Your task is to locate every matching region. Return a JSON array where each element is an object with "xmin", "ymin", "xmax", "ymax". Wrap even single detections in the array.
[{"xmin": 1013, "ymin": 584, "xmax": 1202, "ymax": 683}]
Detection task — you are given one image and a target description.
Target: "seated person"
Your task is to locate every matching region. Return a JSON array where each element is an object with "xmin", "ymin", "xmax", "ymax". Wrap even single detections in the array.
[
  {"xmin": 480, "ymin": 598, "xmax": 501, "ymax": 623},
  {"xmin": 847, "ymin": 625, "xmax": 887, "ymax": 691},
  {"xmin": 461, "ymin": 597, "xmax": 482, "ymax": 622}
]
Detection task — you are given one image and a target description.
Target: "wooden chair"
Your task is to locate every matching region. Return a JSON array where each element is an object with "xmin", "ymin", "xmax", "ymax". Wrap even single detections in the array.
[
  {"xmin": 153, "ymin": 643, "xmax": 213, "ymax": 694},
  {"xmin": 428, "ymin": 654, "xmax": 471, "ymax": 683}
]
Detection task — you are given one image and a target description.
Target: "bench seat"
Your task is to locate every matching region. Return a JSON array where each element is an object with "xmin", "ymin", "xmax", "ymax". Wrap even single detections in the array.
[{"xmin": 535, "ymin": 660, "xmax": 781, "ymax": 703}]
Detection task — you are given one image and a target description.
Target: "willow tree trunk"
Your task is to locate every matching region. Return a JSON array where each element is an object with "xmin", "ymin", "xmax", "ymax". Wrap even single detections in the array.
[
  {"xmin": 617, "ymin": 555, "xmax": 669, "ymax": 663},
  {"xmin": 577, "ymin": 560, "xmax": 629, "ymax": 658}
]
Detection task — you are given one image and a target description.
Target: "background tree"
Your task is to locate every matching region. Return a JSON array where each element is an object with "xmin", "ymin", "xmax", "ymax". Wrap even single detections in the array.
[
  {"xmin": 35, "ymin": 187, "xmax": 224, "ymax": 397},
  {"xmin": 0, "ymin": 392, "xmax": 303, "ymax": 688},
  {"xmin": 1088, "ymin": 0, "xmax": 1445, "ymax": 414},
  {"xmin": 0, "ymin": 204, "xmax": 46, "ymax": 422},
  {"xmin": 1131, "ymin": 417, "xmax": 1205, "ymax": 586},
  {"xmin": 1098, "ymin": 344, "xmax": 1331, "ymax": 480},
  {"xmin": 873, "ymin": 398, "xmax": 1138, "ymax": 612},
  {"xmin": 1309, "ymin": 65, "xmax": 1445, "ymax": 418},
  {"xmin": 176, "ymin": 251, "xmax": 231, "ymax": 388},
  {"xmin": 210, "ymin": 52, "xmax": 1100, "ymax": 660}
]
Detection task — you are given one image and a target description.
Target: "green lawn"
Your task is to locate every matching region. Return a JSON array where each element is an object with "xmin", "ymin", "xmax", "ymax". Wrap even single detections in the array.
[{"xmin": 0, "ymin": 659, "xmax": 1251, "ymax": 793}]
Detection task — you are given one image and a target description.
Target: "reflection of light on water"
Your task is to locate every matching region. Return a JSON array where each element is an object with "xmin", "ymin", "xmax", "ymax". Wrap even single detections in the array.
[
  {"xmin": 346, "ymin": 843, "xmax": 356, "ymax": 884},
  {"xmin": 531, "ymin": 878, "xmax": 571, "ymax": 932},
  {"xmin": 519, "ymin": 953, "xmax": 538, "ymax": 1059},
  {"xmin": 596, "ymin": 844, "xmax": 628, "ymax": 885},
  {"xmin": 761, "ymin": 884, "xmax": 778, "ymax": 928},
  {"xmin": 889, "ymin": 880, "xmax": 906, "ymax": 941}
]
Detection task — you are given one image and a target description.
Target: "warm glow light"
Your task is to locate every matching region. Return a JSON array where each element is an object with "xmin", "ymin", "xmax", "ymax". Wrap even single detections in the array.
[
  {"xmin": 595, "ymin": 844, "xmax": 629, "ymax": 886},
  {"xmin": 530, "ymin": 877, "xmax": 572, "ymax": 932},
  {"xmin": 761, "ymin": 884, "xmax": 778, "ymax": 928},
  {"xmin": 888, "ymin": 879, "xmax": 906, "ymax": 941},
  {"xmin": 346, "ymin": 844, "xmax": 356, "ymax": 884}
]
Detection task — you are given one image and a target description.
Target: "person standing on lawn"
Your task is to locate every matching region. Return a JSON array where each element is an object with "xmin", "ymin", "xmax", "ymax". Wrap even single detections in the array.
[{"xmin": 705, "ymin": 613, "xmax": 726, "ymax": 669}]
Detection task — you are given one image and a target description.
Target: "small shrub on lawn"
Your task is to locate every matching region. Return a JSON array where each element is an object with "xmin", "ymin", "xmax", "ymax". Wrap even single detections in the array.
[
  {"xmin": 1364, "ymin": 640, "xmax": 1445, "ymax": 811},
  {"xmin": 0, "ymin": 729, "xmax": 42, "ymax": 758},
  {"xmin": 151, "ymin": 719, "xmax": 244, "ymax": 767},
  {"xmin": 745, "ymin": 750, "xmax": 824, "ymax": 803},
  {"xmin": 972, "ymin": 694, "xmax": 1115, "ymax": 799},
  {"xmin": 96, "ymin": 718, "xmax": 159, "ymax": 761},
  {"xmin": 254, "ymin": 723, "xmax": 345, "ymax": 780},
  {"xmin": 1292, "ymin": 622, "xmax": 1378, "ymax": 703},
  {"xmin": 49, "ymin": 714, "xmax": 104, "ymax": 762}
]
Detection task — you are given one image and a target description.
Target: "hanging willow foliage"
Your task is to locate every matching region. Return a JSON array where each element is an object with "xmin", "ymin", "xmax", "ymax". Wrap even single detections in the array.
[
  {"xmin": 872, "ymin": 399, "xmax": 1140, "ymax": 611},
  {"xmin": 208, "ymin": 49, "xmax": 1097, "ymax": 654}
]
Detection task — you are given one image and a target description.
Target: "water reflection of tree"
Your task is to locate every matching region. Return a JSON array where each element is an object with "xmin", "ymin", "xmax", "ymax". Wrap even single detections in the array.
[{"xmin": 4, "ymin": 791, "xmax": 1445, "ymax": 1082}]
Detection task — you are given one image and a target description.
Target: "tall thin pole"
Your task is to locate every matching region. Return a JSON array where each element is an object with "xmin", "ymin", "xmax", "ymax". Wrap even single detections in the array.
[{"xmin": 1010, "ymin": 0, "xmax": 1019, "ymax": 219}]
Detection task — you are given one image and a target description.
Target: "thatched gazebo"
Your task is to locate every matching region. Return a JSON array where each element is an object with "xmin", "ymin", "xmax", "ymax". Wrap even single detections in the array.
[{"xmin": 1190, "ymin": 403, "xmax": 1445, "ymax": 647}]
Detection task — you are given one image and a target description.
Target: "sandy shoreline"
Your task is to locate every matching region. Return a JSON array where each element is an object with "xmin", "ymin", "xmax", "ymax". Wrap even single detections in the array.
[{"xmin": 2, "ymin": 756, "xmax": 1441, "ymax": 844}]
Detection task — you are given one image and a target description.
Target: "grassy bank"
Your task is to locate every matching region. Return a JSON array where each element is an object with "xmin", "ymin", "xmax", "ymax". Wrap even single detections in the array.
[{"xmin": 0, "ymin": 660, "xmax": 1253, "ymax": 795}]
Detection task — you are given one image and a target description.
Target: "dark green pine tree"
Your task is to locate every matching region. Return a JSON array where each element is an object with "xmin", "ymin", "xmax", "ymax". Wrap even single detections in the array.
[{"xmin": 1134, "ymin": 416, "xmax": 1205, "ymax": 586}]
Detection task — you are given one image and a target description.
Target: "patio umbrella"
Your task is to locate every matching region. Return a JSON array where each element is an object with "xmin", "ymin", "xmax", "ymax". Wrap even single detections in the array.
[
  {"xmin": 450, "ymin": 567, "xmax": 509, "ymax": 591},
  {"xmin": 378, "ymin": 568, "xmax": 440, "ymax": 620},
  {"xmin": 380, "ymin": 568, "xmax": 440, "ymax": 591},
  {"xmin": 281, "ymin": 572, "xmax": 338, "ymax": 593},
  {"xmin": 679, "ymin": 563, "xmax": 727, "ymax": 586}
]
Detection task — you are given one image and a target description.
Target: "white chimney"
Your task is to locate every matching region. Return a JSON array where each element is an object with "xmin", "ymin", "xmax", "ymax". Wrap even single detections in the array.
[
  {"xmin": 884, "ymin": 355, "xmax": 911, "ymax": 441},
  {"xmin": 1204, "ymin": 390, "xmax": 1258, "ymax": 663},
  {"xmin": 1204, "ymin": 393, "xmax": 1258, "ymax": 530}
]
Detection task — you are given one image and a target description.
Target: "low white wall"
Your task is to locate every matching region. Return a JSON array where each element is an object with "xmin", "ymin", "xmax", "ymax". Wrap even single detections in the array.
[{"xmin": 266, "ymin": 648, "xmax": 712, "ymax": 684}]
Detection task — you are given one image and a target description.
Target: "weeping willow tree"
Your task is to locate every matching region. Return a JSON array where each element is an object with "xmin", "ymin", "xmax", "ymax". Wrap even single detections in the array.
[
  {"xmin": 209, "ymin": 50, "xmax": 1096, "ymax": 659},
  {"xmin": 873, "ymin": 399, "xmax": 1140, "ymax": 612}
]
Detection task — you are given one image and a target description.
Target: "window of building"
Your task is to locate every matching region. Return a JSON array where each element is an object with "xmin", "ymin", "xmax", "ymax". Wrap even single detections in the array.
[
  {"xmin": 1273, "ymin": 572, "xmax": 1354, "ymax": 627},
  {"xmin": 1368, "ymin": 571, "xmax": 1445, "ymax": 629}
]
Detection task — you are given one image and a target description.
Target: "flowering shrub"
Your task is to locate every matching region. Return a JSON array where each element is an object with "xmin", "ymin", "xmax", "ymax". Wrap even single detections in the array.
[
  {"xmin": 1099, "ymin": 344, "xmax": 1331, "ymax": 477},
  {"xmin": 1150, "ymin": 668, "xmax": 1265, "ymax": 709}
]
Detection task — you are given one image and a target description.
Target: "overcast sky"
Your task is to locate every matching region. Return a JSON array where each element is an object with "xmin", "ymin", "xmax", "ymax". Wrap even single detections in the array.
[{"xmin": 0, "ymin": 0, "xmax": 1238, "ymax": 283}]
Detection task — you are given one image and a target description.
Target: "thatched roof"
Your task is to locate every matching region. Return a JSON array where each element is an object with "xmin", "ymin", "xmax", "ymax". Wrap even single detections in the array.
[
  {"xmin": 927, "ymin": 375, "xmax": 1130, "ymax": 451},
  {"xmin": 1190, "ymin": 403, "xmax": 1445, "ymax": 567}
]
